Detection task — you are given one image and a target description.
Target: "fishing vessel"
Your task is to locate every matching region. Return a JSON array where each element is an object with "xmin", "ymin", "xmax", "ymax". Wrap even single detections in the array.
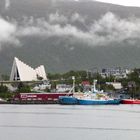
[
  {"xmin": 59, "ymin": 80, "xmax": 120, "ymax": 105},
  {"xmin": 59, "ymin": 94, "xmax": 120, "ymax": 105},
  {"xmin": 77, "ymin": 94, "xmax": 120, "ymax": 105}
]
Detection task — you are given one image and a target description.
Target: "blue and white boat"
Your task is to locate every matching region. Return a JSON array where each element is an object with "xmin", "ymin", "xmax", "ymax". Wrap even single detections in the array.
[
  {"xmin": 76, "ymin": 80, "xmax": 120, "ymax": 105},
  {"xmin": 59, "ymin": 95, "xmax": 120, "ymax": 105},
  {"xmin": 58, "ymin": 80, "xmax": 120, "ymax": 105}
]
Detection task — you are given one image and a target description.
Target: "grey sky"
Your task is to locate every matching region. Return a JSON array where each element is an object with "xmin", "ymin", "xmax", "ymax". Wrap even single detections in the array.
[{"xmin": 95, "ymin": 0, "xmax": 140, "ymax": 7}]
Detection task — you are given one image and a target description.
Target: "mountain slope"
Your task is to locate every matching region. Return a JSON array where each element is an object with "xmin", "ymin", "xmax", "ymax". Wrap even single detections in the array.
[{"xmin": 1, "ymin": 0, "xmax": 140, "ymax": 74}]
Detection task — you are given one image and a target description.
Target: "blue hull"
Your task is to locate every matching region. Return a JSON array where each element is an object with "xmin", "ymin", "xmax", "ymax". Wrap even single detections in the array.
[
  {"xmin": 78, "ymin": 99, "xmax": 120, "ymax": 105},
  {"xmin": 107, "ymin": 99, "xmax": 121, "ymax": 105},
  {"xmin": 59, "ymin": 96, "xmax": 120, "ymax": 105},
  {"xmin": 59, "ymin": 96, "xmax": 78, "ymax": 105}
]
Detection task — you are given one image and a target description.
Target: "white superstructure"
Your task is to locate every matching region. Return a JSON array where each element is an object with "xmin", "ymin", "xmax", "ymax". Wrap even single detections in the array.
[{"xmin": 10, "ymin": 57, "xmax": 47, "ymax": 81}]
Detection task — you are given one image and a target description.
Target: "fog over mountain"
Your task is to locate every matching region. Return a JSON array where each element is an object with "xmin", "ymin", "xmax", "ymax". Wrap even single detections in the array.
[{"xmin": 1, "ymin": 0, "xmax": 140, "ymax": 74}]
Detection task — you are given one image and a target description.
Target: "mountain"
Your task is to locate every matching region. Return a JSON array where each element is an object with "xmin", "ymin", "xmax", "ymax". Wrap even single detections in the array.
[{"xmin": 1, "ymin": 0, "xmax": 140, "ymax": 75}]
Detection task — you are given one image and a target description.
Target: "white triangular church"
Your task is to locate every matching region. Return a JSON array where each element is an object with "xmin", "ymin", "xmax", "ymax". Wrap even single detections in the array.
[{"xmin": 10, "ymin": 57, "xmax": 47, "ymax": 81}]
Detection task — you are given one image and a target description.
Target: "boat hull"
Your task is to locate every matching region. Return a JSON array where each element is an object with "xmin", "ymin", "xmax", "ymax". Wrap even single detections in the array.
[
  {"xmin": 107, "ymin": 99, "xmax": 121, "ymax": 105},
  {"xmin": 58, "ymin": 96, "xmax": 120, "ymax": 105},
  {"xmin": 59, "ymin": 96, "xmax": 78, "ymax": 105},
  {"xmin": 121, "ymin": 99, "xmax": 140, "ymax": 104},
  {"xmin": 78, "ymin": 99, "xmax": 120, "ymax": 105}
]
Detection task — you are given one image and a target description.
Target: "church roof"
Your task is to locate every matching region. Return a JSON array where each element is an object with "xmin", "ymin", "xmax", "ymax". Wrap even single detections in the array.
[{"xmin": 10, "ymin": 57, "xmax": 47, "ymax": 81}]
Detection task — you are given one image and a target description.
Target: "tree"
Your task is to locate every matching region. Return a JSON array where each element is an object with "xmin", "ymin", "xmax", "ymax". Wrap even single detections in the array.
[
  {"xmin": 0, "ymin": 85, "xmax": 14, "ymax": 100},
  {"xmin": 0, "ymin": 85, "xmax": 8, "ymax": 93},
  {"xmin": 0, "ymin": 74, "xmax": 9, "ymax": 81},
  {"xmin": 17, "ymin": 82, "xmax": 31, "ymax": 93},
  {"xmin": 120, "ymin": 69, "xmax": 140, "ymax": 98},
  {"xmin": 100, "ymin": 83, "xmax": 115, "ymax": 92}
]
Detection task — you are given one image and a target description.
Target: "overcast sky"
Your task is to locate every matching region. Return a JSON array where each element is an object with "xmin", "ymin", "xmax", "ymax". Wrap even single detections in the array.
[{"xmin": 96, "ymin": 0, "xmax": 140, "ymax": 7}]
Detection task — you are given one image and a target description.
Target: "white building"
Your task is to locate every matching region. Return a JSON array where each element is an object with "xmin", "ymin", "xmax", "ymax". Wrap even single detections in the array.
[
  {"xmin": 10, "ymin": 57, "xmax": 47, "ymax": 81},
  {"xmin": 56, "ymin": 84, "xmax": 72, "ymax": 93},
  {"xmin": 106, "ymin": 82, "xmax": 122, "ymax": 90},
  {"xmin": 100, "ymin": 67, "xmax": 131, "ymax": 79}
]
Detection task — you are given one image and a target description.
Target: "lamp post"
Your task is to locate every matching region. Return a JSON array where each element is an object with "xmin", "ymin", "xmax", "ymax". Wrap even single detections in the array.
[
  {"xmin": 72, "ymin": 76, "xmax": 75, "ymax": 93},
  {"xmin": 128, "ymin": 81, "xmax": 136, "ymax": 99}
]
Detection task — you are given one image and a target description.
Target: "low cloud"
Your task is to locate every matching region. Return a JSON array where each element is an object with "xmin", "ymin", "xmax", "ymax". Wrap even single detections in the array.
[
  {"xmin": 89, "ymin": 12, "xmax": 140, "ymax": 45},
  {"xmin": 17, "ymin": 12, "xmax": 140, "ymax": 46},
  {"xmin": 5, "ymin": 0, "xmax": 11, "ymax": 10},
  {"xmin": 0, "ymin": 17, "xmax": 19, "ymax": 49},
  {"xmin": 48, "ymin": 12, "xmax": 86, "ymax": 24},
  {"xmin": 48, "ymin": 12, "xmax": 68, "ymax": 24},
  {"xmin": 71, "ymin": 13, "xmax": 85, "ymax": 23},
  {"xmin": 1, "ymin": 12, "xmax": 140, "ymax": 50}
]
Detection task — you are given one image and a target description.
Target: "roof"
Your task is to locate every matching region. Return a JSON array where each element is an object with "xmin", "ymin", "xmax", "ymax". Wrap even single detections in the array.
[{"xmin": 10, "ymin": 57, "xmax": 47, "ymax": 81}]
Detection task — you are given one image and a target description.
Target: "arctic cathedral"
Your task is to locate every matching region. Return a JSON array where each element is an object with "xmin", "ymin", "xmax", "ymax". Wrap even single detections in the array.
[{"xmin": 10, "ymin": 57, "xmax": 47, "ymax": 81}]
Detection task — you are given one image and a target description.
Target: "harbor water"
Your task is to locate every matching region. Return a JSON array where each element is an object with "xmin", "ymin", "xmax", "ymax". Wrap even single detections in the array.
[{"xmin": 0, "ymin": 104, "xmax": 140, "ymax": 140}]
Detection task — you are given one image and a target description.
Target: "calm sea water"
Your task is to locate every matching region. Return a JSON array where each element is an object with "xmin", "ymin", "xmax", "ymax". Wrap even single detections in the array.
[{"xmin": 0, "ymin": 104, "xmax": 140, "ymax": 140}]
